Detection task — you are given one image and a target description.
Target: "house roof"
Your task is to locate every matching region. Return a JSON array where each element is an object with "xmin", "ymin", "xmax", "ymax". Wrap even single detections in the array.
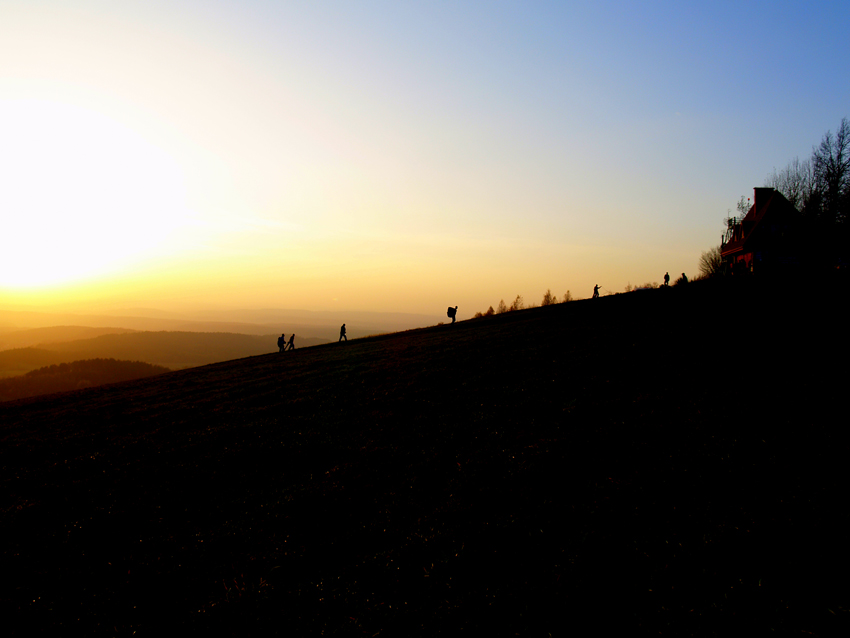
[{"xmin": 720, "ymin": 188, "xmax": 797, "ymax": 259}]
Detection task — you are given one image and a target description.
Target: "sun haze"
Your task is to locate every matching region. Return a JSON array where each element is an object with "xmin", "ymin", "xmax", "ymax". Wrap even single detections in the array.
[{"xmin": 2, "ymin": 1, "xmax": 848, "ymax": 315}]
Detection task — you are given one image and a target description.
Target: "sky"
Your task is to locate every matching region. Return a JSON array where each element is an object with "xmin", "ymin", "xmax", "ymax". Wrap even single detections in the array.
[{"xmin": 1, "ymin": 1, "xmax": 848, "ymax": 317}]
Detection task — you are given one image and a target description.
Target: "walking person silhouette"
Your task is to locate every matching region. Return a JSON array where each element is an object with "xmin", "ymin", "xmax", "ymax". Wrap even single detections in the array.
[
  {"xmin": 277, "ymin": 333, "xmax": 286, "ymax": 353},
  {"xmin": 447, "ymin": 306, "xmax": 458, "ymax": 324},
  {"xmin": 592, "ymin": 285, "xmax": 600, "ymax": 298},
  {"xmin": 286, "ymin": 334, "xmax": 295, "ymax": 351},
  {"xmin": 339, "ymin": 324, "xmax": 347, "ymax": 342}
]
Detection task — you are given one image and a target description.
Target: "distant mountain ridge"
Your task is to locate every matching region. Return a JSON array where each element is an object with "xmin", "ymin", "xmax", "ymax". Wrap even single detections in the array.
[
  {"xmin": 0, "ymin": 325, "xmax": 138, "ymax": 351},
  {"xmin": 0, "ymin": 348, "xmax": 80, "ymax": 378},
  {"xmin": 0, "ymin": 307, "xmax": 441, "ymax": 340}
]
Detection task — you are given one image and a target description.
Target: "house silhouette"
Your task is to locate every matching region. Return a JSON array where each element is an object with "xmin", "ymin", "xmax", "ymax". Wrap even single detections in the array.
[{"xmin": 721, "ymin": 187, "xmax": 800, "ymax": 274}]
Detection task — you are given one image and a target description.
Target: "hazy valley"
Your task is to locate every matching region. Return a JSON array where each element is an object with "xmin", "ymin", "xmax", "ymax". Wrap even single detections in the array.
[{"xmin": 0, "ymin": 307, "xmax": 443, "ymax": 398}]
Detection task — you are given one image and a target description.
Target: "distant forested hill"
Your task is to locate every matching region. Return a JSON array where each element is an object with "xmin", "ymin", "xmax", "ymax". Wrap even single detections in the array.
[
  {"xmin": 43, "ymin": 331, "xmax": 329, "ymax": 369},
  {"xmin": 0, "ymin": 348, "xmax": 82, "ymax": 378},
  {"xmin": 0, "ymin": 358, "xmax": 169, "ymax": 402},
  {"xmin": 0, "ymin": 332, "xmax": 330, "ymax": 377}
]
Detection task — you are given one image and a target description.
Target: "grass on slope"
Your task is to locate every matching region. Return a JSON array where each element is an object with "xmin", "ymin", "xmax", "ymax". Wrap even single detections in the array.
[{"xmin": 1, "ymin": 278, "xmax": 848, "ymax": 636}]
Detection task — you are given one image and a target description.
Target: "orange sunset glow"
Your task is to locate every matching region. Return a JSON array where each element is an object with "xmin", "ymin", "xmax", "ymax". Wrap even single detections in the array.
[{"xmin": 2, "ymin": 2, "xmax": 848, "ymax": 318}]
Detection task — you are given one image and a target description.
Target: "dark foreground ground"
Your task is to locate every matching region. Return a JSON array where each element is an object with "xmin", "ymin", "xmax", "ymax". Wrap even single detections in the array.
[{"xmin": 1, "ymin": 277, "xmax": 849, "ymax": 636}]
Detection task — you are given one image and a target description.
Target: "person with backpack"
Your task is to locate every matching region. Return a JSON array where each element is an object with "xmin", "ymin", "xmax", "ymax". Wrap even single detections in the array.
[
  {"xmin": 447, "ymin": 306, "xmax": 458, "ymax": 324},
  {"xmin": 277, "ymin": 334, "xmax": 286, "ymax": 353}
]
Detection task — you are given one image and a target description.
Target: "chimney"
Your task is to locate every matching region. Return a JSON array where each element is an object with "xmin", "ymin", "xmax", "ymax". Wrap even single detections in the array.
[{"xmin": 753, "ymin": 187, "xmax": 774, "ymax": 217}]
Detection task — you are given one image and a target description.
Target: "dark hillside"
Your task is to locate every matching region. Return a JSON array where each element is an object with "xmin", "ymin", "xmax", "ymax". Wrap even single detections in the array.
[{"xmin": 1, "ymin": 278, "xmax": 848, "ymax": 635}]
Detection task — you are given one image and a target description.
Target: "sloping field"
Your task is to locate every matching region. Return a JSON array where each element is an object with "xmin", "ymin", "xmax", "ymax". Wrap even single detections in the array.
[{"xmin": 1, "ymin": 279, "xmax": 848, "ymax": 635}]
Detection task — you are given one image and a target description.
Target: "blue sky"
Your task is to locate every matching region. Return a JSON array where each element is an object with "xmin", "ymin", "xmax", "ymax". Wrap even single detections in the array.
[{"xmin": 1, "ymin": 1, "xmax": 848, "ymax": 314}]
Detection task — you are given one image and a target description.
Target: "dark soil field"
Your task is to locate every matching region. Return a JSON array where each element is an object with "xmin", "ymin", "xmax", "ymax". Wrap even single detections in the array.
[{"xmin": 1, "ymin": 278, "xmax": 848, "ymax": 636}]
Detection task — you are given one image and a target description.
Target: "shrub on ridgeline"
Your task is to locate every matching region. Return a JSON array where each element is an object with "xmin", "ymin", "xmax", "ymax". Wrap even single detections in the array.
[
  {"xmin": 474, "ymin": 289, "xmax": 572, "ymax": 318},
  {"xmin": 698, "ymin": 245, "xmax": 724, "ymax": 278},
  {"xmin": 626, "ymin": 282, "xmax": 660, "ymax": 292},
  {"xmin": 474, "ymin": 306, "xmax": 497, "ymax": 319}
]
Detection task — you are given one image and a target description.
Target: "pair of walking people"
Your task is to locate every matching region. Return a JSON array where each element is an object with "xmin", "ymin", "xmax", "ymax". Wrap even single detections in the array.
[{"xmin": 278, "ymin": 333, "xmax": 295, "ymax": 352}]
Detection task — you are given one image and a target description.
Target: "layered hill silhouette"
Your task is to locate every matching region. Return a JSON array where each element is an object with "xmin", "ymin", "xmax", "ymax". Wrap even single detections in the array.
[
  {"xmin": 0, "ymin": 358, "xmax": 170, "ymax": 402},
  {"xmin": 1, "ymin": 278, "xmax": 848, "ymax": 635},
  {"xmin": 41, "ymin": 331, "xmax": 329, "ymax": 369},
  {"xmin": 0, "ymin": 347, "xmax": 80, "ymax": 378},
  {"xmin": 0, "ymin": 325, "xmax": 138, "ymax": 351},
  {"xmin": 0, "ymin": 331, "xmax": 330, "ymax": 377},
  {"xmin": 0, "ymin": 307, "xmax": 439, "ymax": 341}
]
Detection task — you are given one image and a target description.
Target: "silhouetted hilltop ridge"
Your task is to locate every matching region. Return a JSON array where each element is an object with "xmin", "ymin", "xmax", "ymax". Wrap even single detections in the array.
[
  {"xmin": 0, "ymin": 347, "xmax": 82, "ymax": 378},
  {"xmin": 0, "ymin": 358, "xmax": 169, "ymax": 402},
  {"xmin": 1, "ymin": 276, "xmax": 848, "ymax": 635}
]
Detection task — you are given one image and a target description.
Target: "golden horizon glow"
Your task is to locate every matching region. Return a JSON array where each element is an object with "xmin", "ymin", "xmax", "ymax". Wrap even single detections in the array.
[
  {"xmin": 2, "ymin": 2, "xmax": 847, "ymax": 317},
  {"xmin": 0, "ymin": 99, "xmax": 192, "ymax": 288}
]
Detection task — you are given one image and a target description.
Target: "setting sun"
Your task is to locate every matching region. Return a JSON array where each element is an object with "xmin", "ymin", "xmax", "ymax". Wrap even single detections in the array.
[
  {"xmin": 1, "ymin": 1, "xmax": 847, "ymax": 316},
  {"xmin": 0, "ymin": 99, "xmax": 189, "ymax": 288}
]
